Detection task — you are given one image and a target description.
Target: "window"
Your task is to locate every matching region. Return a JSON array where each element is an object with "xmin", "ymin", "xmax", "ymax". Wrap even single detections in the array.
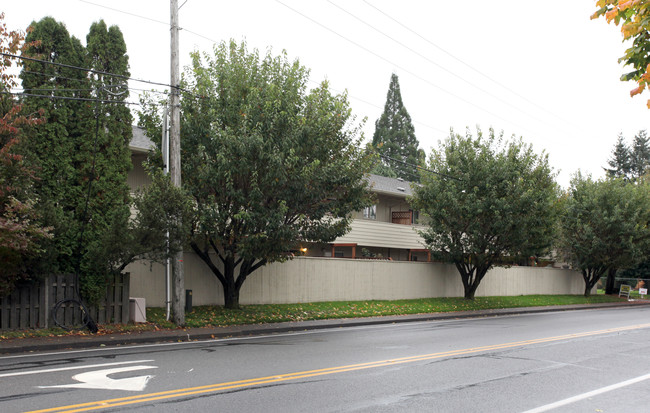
[
  {"xmin": 363, "ymin": 205, "xmax": 377, "ymax": 220},
  {"xmin": 411, "ymin": 210, "xmax": 420, "ymax": 225}
]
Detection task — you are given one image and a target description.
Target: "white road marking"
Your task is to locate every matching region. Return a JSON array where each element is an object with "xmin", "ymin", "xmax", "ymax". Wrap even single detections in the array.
[
  {"xmin": 38, "ymin": 365, "xmax": 157, "ymax": 391},
  {"xmin": 0, "ymin": 359, "xmax": 154, "ymax": 378},
  {"xmin": 521, "ymin": 372, "xmax": 650, "ymax": 413}
]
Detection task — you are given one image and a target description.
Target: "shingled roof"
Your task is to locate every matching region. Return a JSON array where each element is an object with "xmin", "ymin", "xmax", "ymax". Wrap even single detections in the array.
[
  {"xmin": 367, "ymin": 173, "xmax": 414, "ymax": 197},
  {"xmin": 129, "ymin": 125, "xmax": 155, "ymax": 153}
]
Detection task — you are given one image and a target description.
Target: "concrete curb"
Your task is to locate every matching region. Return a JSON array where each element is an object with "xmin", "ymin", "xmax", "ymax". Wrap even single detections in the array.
[{"xmin": 2, "ymin": 300, "xmax": 649, "ymax": 355}]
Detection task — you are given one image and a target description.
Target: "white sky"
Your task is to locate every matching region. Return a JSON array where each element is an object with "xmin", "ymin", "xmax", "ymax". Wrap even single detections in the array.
[{"xmin": 3, "ymin": 0, "xmax": 648, "ymax": 187}]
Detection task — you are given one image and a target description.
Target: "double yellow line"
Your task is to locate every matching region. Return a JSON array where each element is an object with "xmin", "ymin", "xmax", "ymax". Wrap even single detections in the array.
[{"xmin": 28, "ymin": 323, "xmax": 650, "ymax": 413}]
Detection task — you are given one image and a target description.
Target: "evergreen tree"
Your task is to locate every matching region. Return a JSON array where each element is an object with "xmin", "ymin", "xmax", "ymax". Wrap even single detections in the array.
[
  {"xmin": 604, "ymin": 130, "xmax": 650, "ymax": 181},
  {"xmin": 631, "ymin": 130, "xmax": 650, "ymax": 178},
  {"xmin": 605, "ymin": 134, "xmax": 631, "ymax": 179},
  {"xmin": 371, "ymin": 73, "xmax": 423, "ymax": 182},
  {"xmin": 19, "ymin": 18, "xmax": 133, "ymax": 302}
]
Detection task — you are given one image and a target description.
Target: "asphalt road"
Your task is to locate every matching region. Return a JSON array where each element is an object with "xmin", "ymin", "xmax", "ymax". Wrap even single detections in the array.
[{"xmin": 3, "ymin": 306, "xmax": 650, "ymax": 412}]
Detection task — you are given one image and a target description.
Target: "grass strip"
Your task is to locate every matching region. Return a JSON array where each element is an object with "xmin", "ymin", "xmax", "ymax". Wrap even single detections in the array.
[
  {"xmin": 148, "ymin": 294, "xmax": 625, "ymax": 328},
  {"xmin": 0, "ymin": 294, "xmax": 628, "ymax": 339}
]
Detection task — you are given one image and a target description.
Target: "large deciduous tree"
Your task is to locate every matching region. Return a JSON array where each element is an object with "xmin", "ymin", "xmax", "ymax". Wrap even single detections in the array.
[
  {"xmin": 592, "ymin": 1, "xmax": 650, "ymax": 107},
  {"xmin": 411, "ymin": 128, "xmax": 558, "ymax": 299},
  {"xmin": 371, "ymin": 73, "xmax": 424, "ymax": 182},
  {"xmin": 166, "ymin": 40, "xmax": 373, "ymax": 309},
  {"xmin": 556, "ymin": 174, "xmax": 650, "ymax": 296}
]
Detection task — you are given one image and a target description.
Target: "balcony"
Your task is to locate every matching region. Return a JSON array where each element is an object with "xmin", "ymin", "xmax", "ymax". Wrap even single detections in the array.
[{"xmin": 392, "ymin": 211, "xmax": 413, "ymax": 225}]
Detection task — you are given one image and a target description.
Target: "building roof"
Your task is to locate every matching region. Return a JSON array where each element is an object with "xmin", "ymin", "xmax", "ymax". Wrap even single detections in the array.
[
  {"xmin": 129, "ymin": 125, "xmax": 156, "ymax": 153},
  {"xmin": 367, "ymin": 173, "xmax": 414, "ymax": 197}
]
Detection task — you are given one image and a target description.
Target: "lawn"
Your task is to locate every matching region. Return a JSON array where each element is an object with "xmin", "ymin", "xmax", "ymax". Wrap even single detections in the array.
[
  {"xmin": 0, "ymin": 294, "xmax": 628, "ymax": 339},
  {"xmin": 147, "ymin": 294, "xmax": 625, "ymax": 328}
]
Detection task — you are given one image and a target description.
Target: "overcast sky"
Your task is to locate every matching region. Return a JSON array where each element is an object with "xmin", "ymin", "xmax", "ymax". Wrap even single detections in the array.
[{"xmin": 3, "ymin": 0, "xmax": 648, "ymax": 187}]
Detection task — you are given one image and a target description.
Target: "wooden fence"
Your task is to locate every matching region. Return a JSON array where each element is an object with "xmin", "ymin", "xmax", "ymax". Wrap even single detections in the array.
[{"xmin": 0, "ymin": 273, "xmax": 130, "ymax": 330}]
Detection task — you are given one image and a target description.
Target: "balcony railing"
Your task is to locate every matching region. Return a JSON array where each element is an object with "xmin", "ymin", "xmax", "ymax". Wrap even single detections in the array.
[{"xmin": 392, "ymin": 211, "xmax": 412, "ymax": 225}]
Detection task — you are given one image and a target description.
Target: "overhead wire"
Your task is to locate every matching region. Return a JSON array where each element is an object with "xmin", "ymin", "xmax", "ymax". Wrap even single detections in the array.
[
  {"xmin": 309, "ymin": 79, "xmax": 446, "ymax": 134},
  {"xmin": 362, "ymin": 0, "xmax": 571, "ymax": 126},
  {"xmin": 1, "ymin": 90, "xmax": 158, "ymax": 106},
  {"xmin": 2, "ymin": 52, "xmax": 190, "ymax": 93},
  {"xmin": 79, "ymin": 0, "xmax": 219, "ymax": 45},
  {"xmin": 327, "ymin": 0, "xmax": 553, "ymax": 129},
  {"xmin": 274, "ymin": 0, "xmax": 531, "ymax": 135},
  {"xmin": 378, "ymin": 154, "xmax": 462, "ymax": 181}
]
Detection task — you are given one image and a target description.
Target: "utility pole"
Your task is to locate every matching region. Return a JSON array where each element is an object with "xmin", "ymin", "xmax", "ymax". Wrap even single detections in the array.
[{"xmin": 170, "ymin": 0, "xmax": 184, "ymax": 325}]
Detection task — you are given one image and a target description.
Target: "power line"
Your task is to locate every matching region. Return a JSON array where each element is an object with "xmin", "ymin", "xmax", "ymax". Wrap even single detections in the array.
[
  {"xmin": 1, "ymin": 90, "xmax": 153, "ymax": 106},
  {"xmin": 21, "ymin": 71, "xmax": 171, "ymax": 97},
  {"xmin": 275, "ymin": 0, "xmax": 531, "ymax": 134},
  {"xmin": 22, "ymin": 70, "xmax": 90, "ymax": 84},
  {"xmin": 327, "ymin": 0, "xmax": 552, "ymax": 129},
  {"xmin": 312, "ymin": 79, "xmax": 446, "ymax": 134},
  {"xmin": 79, "ymin": 0, "xmax": 168, "ymax": 26},
  {"xmin": 2, "ymin": 52, "xmax": 187, "ymax": 92},
  {"xmin": 379, "ymin": 154, "xmax": 462, "ymax": 181},
  {"xmin": 79, "ymin": 0, "xmax": 219, "ymax": 45},
  {"xmin": 362, "ymin": 0, "xmax": 570, "ymax": 126}
]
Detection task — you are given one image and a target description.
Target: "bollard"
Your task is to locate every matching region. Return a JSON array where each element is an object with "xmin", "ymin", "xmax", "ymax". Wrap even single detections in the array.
[{"xmin": 185, "ymin": 289, "xmax": 192, "ymax": 313}]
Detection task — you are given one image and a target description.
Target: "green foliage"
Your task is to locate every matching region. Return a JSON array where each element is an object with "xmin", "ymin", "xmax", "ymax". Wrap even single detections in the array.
[
  {"xmin": 144, "ymin": 295, "xmax": 624, "ymax": 328},
  {"xmin": 411, "ymin": 128, "xmax": 559, "ymax": 299},
  {"xmin": 556, "ymin": 173, "xmax": 650, "ymax": 296},
  {"xmin": 128, "ymin": 165, "xmax": 194, "ymax": 264},
  {"xmin": 141, "ymin": 40, "xmax": 373, "ymax": 308},
  {"xmin": 371, "ymin": 73, "xmax": 423, "ymax": 182},
  {"xmin": 0, "ymin": 15, "xmax": 51, "ymax": 296},
  {"xmin": 593, "ymin": 1, "xmax": 650, "ymax": 107},
  {"xmin": 605, "ymin": 130, "xmax": 650, "ymax": 180},
  {"xmin": 18, "ymin": 18, "xmax": 133, "ymax": 303}
]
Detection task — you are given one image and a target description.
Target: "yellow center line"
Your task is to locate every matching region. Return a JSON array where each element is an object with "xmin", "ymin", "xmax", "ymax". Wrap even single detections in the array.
[{"xmin": 26, "ymin": 323, "xmax": 650, "ymax": 413}]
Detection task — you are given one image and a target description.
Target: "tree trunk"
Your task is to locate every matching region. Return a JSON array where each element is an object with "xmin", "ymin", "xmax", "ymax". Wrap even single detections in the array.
[
  {"xmin": 456, "ymin": 262, "xmax": 491, "ymax": 300},
  {"xmin": 582, "ymin": 268, "xmax": 604, "ymax": 297},
  {"xmin": 464, "ymin": 284, "xmax": 478, "ymax": 300},
  {"xmin": 222, "ymin": 255, "xmax": 240, "ymax": 309},
  {"xmin": 223, "ymin": 281, "xmax": 240, "ymax": 309},
  {"xmin": 605, "ymin": 268, "xmax": 617, "ymax": 295}
]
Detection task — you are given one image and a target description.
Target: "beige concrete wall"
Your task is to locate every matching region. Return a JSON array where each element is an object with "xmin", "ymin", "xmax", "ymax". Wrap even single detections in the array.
[{"xmin": 127, "ymin": 255, "xmax": 588, "ymax": 307}]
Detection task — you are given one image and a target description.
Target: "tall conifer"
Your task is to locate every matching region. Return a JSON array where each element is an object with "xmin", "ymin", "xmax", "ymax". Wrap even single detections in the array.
[
  {"xmin": 20, "ymin": 18, "xmax": 132, "ymax": 301},
  {"xmin": 371, "ymin": 73, "xmax": 423, "ymax": 182}
]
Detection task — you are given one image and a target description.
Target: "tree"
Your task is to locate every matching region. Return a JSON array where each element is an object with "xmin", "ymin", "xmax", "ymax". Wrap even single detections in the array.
[
  {"xmin": 556, "ymin": 174, "xmax": 650, "ymax": 296},
  {"xmin": 604, "ymin": 130, "xmax": 649, "ymax": 181},
  {"xmin": 144, "ymin": 40, "xmax": 373, "ymax": 309},
  {"xmin": 19, "ymin": 18, "xmax": 133, "ymax": 302},
  {"xmin": 411, "ymin": 128, "xmax": 558, "ymax": 299},
  {"xmin": 630, "ymin": 129, "xmax": 650, "ymax": 177},
  {"xmin": 605, "ymin": 134, "xmax": 631, "ymax": 179},
  {"xmin": 371, "ymin": 73, "xmax": 424, "ymax": 182},
  {"xmin": 592, "ymin": 1, "xmax": 650, "ymax": 107},
  {"xmin": 0, "ymin": 13, "xmax": 51, "ymax": 296}
]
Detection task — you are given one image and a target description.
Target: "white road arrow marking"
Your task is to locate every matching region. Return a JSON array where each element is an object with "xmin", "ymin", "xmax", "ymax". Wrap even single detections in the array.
[{"xmin": 38, "ymin": 365, "xmax": 157, "ymax": 392}]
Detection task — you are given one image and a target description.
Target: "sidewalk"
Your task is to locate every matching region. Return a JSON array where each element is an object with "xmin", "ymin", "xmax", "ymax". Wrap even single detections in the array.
[{"xmin": 2, "ymin": 300, "xmax": 649, "ymax": 355}]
